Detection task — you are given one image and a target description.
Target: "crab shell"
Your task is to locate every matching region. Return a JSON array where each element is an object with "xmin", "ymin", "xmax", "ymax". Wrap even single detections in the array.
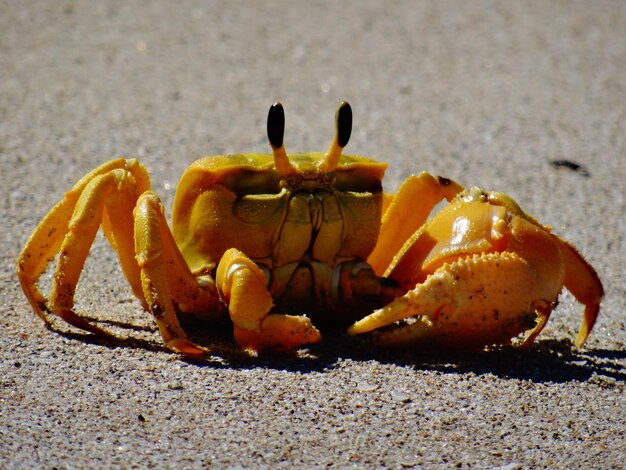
[{"xmin": 171, "ymin": 153, "xmax": 386, "ymax": 276}]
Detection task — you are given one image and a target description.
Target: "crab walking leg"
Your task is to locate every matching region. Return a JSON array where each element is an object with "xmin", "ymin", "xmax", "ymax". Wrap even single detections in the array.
[
  {"xmin": 98, "ymin": 162, "xmax": 153, "ymax": 305},
  {"xmin": 552, "ymin": 236, "xmax": 604, "ymax": 347},
  {"xmin": 46, "ymin": 169, "xmax": 148, "ymax": 335},
  {"xmin": 136, "ymin": 192, "xmax": 219, "ymax": 316},
  {"xmin": 16, "ymin": 194, "xmax": 80, "ymax": 323},
  {"xmin": 367, "ymin": 172, "xmax": 463, "ymax": 276},
  {"xmin": 16, "ymin": 158, "xmax": 148, "ymax": 323},
  {"xmin": 133, "ymin": 192, "xmax": 209, "ymax": 356},
  {"xmin": 216, "ymin": 249, "xmax": 322, "ymax": 350}
]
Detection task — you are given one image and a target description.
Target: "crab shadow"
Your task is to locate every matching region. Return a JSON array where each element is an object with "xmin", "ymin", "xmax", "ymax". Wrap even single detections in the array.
[
  {"xmin": 355, "ymin": 339, "xmax": 626, "ymax": 384},
  {"xmin": 286, "ymin": 332, "xmax": 626, "ymax": 384},
  {"xmin": 182, "ymin": 322, "xmax": 625, "ymax": 383},
  {"xmin": 50, "ymin": 318, "xmax": 625, "ymax": 383}
]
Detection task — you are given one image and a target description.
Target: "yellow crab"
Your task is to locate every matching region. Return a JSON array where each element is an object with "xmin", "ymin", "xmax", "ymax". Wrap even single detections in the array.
[{"xmin": 16, "ymin": 102, "xmax": 603, "ymax": 356}]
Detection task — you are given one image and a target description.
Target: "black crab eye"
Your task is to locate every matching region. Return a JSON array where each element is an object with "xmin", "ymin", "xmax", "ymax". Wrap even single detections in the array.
[
  {"xmin": 336, "ymin": 101, "xmax": 352, "ymax": 148},
  {"xmin": 267, "ymin": 102, "xmax": 285, "ymax": 149}
]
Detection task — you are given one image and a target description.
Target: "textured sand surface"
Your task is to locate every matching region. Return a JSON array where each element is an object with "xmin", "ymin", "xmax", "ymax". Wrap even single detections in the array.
[{"xmin": 1, "ymin": 1, "xmax": 624, "ymax": 468}]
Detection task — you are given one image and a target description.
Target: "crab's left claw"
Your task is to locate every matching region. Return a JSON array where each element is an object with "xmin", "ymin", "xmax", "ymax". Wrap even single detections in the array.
[
  {"xmin": 349, "ymin": 249, "xmax": 560, "ymax": 349},
  {"xmin": 351, "ymin": 185, "xmax": 604, "ymax": 349}
]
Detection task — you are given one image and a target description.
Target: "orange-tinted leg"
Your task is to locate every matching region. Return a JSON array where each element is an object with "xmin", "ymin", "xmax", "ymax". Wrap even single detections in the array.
[
  {"xmin": 552, "ymin": 236, "xmax": 604, "ymax": 347},
  {"xmin": 368, "ymin": 172, "xmax": 463, "ymax": 276},
  {"xmin": 46, "ymin": 167, "xmax": 149, "ymax": 337},
  {"xmin": 16, "ymin": 159, "xmax": 150, "ymax": 327},
  {"xmin": 133, "ymin": 192, "xmax": 217, "ymax": 356},
  {"xmin": 17, "ymin": 159, "xmax": 218, "ymax": 356}
]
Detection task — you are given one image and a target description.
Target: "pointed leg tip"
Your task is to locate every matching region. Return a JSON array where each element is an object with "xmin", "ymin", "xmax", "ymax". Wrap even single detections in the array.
[
  {"xmin": 167, "ymin": 338, "xmax": 209, "ymax": 357},
  {"xmin": 574, "ymin": 333, "xmax": 588, "ymax": 349},
  {"xmin": 56, "ymin": 309, "xmax": 115, "ymax": 338},
  {"xmin": 347, "ymin": 323, "xmax": 364, "ymax": 336}
]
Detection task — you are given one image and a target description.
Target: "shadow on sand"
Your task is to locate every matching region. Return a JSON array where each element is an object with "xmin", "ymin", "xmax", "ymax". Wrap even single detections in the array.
[{"xmin": 50, "ymin": 316, "xmax": 625, "ymax": 385}]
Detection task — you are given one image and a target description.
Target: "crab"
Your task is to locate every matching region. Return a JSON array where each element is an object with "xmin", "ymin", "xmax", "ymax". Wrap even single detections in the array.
[{"xmin": 16, "ymin": 102, "xmax": 604, "ymax": 356}]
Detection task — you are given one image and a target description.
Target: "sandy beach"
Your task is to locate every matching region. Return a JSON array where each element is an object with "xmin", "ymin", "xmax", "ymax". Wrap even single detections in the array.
[{"xmin": 1, "ymin": 1, "xmax": 624, "ymax": 467}]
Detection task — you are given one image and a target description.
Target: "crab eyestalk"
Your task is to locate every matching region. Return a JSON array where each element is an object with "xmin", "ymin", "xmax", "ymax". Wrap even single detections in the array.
[
  {"xmin": 267, "ymin": 102, "xmax": 296, "ymax": 177},
  {"xmin": 319, "ymin": 101, "xmax": 352, "ymax": 173}
]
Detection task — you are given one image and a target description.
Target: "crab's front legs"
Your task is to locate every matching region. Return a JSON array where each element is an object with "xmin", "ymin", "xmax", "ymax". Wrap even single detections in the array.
[{"xmin": 215, "ymin": 249, "xmax": 321, "ymax": 351}]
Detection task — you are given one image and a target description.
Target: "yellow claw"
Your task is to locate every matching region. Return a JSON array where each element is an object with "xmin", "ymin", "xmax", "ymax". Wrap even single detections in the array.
[
  {"xmin": 351, "ymin": 251, "xmax": 551, "ymax": 348},
  {"xmin": 352, "ymin": 186, "xmax": 604, "ymax": 349}
]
